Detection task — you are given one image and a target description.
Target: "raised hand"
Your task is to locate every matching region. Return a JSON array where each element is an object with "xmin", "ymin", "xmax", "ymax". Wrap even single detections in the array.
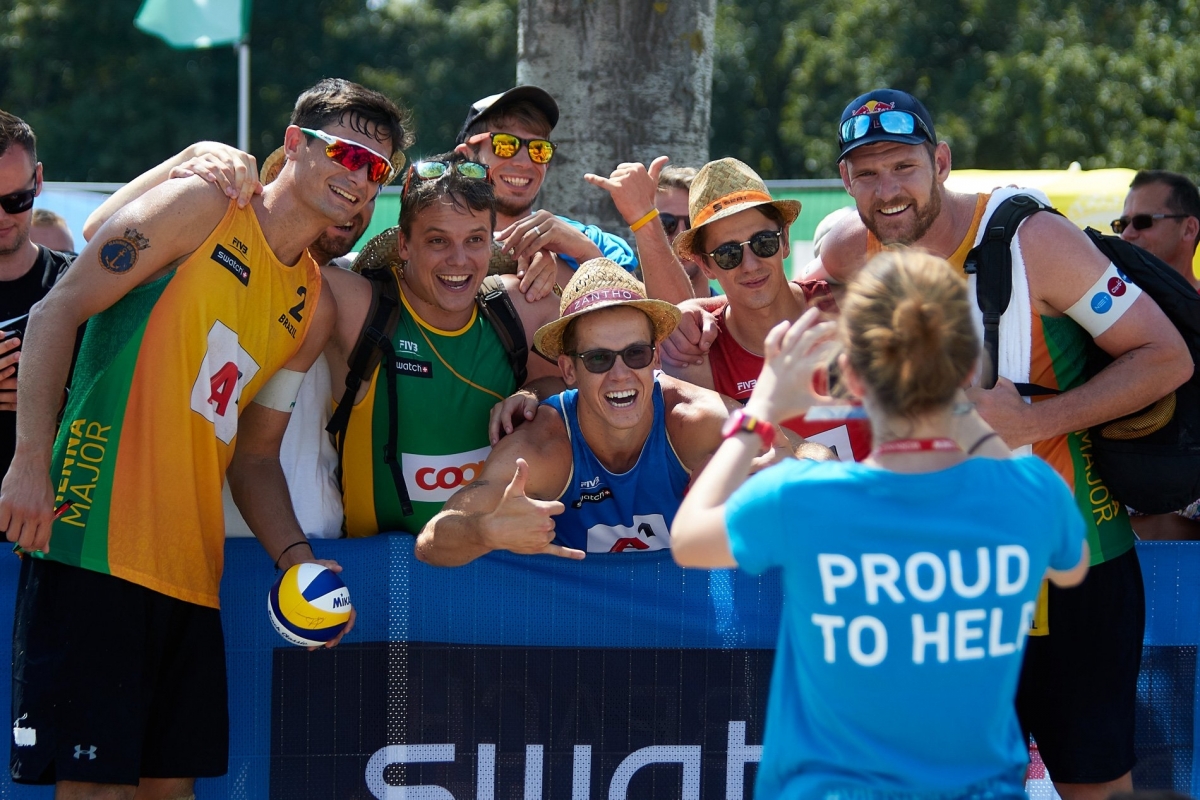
[{"xmin": 481, "ymin": 459, "xmax": 581, "ymax": 559}]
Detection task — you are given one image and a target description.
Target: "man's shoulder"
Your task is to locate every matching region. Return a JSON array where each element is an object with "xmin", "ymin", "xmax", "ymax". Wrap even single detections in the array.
[
  {"xmin": 660, "ymin": 374, "xmax": 728, "ymax": 422},
  {"xmin": 819, "ymin": 212, "xmax": 872, "ymax": 282}
]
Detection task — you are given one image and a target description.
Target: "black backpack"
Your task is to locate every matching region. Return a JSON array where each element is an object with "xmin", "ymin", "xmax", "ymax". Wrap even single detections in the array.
[
  {"xmin": 325, "ymin": 268, "xmax": 529, "ymax": 517},
  {"xmin": 966, "ymin": 194, "xmax": 1200, "ymax": 513}
]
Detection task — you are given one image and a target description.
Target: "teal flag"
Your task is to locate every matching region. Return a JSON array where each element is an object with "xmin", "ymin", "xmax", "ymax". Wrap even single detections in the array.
[{"xmin": 134, "ymin": 0, "xmax": 247, "ymax": 48}]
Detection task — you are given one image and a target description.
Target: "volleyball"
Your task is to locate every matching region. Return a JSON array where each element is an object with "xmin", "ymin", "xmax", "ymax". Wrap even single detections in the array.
[{"xmin": 267, "ymin": 562, "xmax": 353, "ymax": 647}]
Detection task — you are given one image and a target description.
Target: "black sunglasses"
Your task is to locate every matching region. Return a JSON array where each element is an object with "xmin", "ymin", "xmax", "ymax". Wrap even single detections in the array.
[
  {"xmin": 569, "ymin": 343, "xmax": 655, "ymax": 374},
  {"xmin": 660, "ymin": 212, "xmax": 690, "ymax": 238},
  {"xmin": 704, "ymin": 229, "xmax": 783, "ymax": 270},
  {"xmin": 0, "ymin": 171, "xmax": 37, "ymax": 216},
  {"xmin": 1111, "ymin": 213, "xmax": 1190, "ymax": 235}
]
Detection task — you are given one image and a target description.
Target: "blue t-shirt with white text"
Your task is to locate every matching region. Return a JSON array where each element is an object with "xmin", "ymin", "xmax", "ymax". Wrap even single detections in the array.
[{"xmin": 725, "ymin": 456, "xmax": 1084, "ymax": 799}]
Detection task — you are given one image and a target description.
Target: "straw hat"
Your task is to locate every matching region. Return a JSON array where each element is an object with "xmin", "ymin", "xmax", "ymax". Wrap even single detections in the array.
[
  {"xmin": 673, "ymin": 158, "xmax": 801, "ymax": 261},
  {"xmin": 533, "ymin": 259, "xmax": 682, "ymax": 360},
  {"xmin": 258, "ymin": 143, "xmax": 406, "ymax": 187}
]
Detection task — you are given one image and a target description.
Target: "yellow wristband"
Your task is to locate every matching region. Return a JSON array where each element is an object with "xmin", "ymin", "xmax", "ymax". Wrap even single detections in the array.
[{"xmin": 629, "ymin": 208, "xmax": 660, "ymax": 233}]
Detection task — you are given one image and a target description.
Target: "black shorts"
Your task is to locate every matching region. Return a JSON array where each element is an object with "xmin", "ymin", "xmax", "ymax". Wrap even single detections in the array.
[
  {"xmin": 1015, "ymin": 546, "xmax": 1145, "ymax": 783},
  {"xmin": 10, "ymin": 557, "xmax": 229, "ymax": 785}
]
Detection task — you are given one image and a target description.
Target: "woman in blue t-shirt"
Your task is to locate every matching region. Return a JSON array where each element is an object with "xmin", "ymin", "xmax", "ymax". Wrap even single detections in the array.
[{"xmin": 672, "ymin": 250, "xmax": 1089, "ymax": 799}]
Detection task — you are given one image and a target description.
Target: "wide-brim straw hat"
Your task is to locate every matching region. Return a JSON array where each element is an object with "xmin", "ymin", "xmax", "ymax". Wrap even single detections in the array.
[
  {"xmin": 534, "ymin": 258, "xmax": 682, "ymax": 360},
  {"xmin": 259, "ymin": 144, "xmax": 406, "ymax": 187},
  {"xmin": 673, "ymin": 157, "xmax": 801, "ymax": 261}
]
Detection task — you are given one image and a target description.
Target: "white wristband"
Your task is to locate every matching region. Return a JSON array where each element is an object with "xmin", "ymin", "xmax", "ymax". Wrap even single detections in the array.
[
  {"xmin": 1063, "ymin": 262, "xmax": 1142, "ymax": 338},
  {"xmin": 252, "ymin": 368, "xmax": 306, "ymax": 412}
]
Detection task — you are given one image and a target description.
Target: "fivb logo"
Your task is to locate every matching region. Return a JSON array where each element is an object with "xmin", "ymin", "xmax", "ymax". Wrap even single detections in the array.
[
  {"xmin": 190, "ymin": 320, "xmax": 260, "ymax": 444},
  {"xmin": 362, "ymin": 721, "xmax": 761, "ymax": 800},
  {"xmin": 402, "ymin": 446, "xmax": 492, "ymax": 502}
]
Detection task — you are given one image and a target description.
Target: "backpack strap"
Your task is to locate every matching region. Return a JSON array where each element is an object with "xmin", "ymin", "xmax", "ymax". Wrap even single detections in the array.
[
  {"xmin": 476, "ymin": 274, "xmax": 529, "ymax": 387},
  {"xmin": 963, "ymin": 194, "xmax": 1051, "ymax": 390},
  {"xmin": 326, "ymin": 267, "xmax": 401, "ymax": 438}
]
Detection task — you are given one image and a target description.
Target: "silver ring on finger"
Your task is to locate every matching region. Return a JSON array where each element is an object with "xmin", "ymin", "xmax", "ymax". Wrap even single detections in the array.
[{"xmin": 533, "ymin": 226, "xmax": 541, "ymax": 236}]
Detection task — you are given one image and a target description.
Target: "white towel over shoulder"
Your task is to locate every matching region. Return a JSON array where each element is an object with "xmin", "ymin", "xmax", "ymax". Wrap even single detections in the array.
[{"xmin": 964, "ymin": 186, "xmax": 1053, "ymax": 456}]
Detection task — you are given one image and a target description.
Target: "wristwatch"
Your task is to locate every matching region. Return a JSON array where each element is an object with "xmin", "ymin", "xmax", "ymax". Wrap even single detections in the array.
[{"xmin": 721, "ymin": 409, "xmax": 776, "ymax": 452}]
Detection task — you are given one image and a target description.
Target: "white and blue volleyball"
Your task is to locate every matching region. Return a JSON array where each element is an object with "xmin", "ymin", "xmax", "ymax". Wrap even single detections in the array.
[{"xmin": 268, "ymin": 563, "xmax": 353, "ymax": 647}]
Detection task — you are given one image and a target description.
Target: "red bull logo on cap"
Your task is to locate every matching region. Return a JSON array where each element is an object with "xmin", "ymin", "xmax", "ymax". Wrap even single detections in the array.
[{"xmin": 851, "ymin": 100, "xmax": 895, "ymax": 116}]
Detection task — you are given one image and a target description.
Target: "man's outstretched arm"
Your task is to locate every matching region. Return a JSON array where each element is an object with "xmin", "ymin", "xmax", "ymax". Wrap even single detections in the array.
[{"xmin": 416, "ymin": 410, "xmax": 578, "ymax": 567}]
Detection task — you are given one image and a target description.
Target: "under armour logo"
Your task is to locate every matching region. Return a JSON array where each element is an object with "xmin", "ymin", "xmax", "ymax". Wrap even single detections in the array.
[{"xmin": 73, "ymin": 745, "xmax": 97, "ymax": 760}]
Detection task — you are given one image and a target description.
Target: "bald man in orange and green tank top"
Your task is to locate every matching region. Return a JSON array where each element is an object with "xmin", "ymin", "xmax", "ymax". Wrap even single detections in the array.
[{"xmin": 0, "ymin": 80, "xmax": 408, "ymax": 797}]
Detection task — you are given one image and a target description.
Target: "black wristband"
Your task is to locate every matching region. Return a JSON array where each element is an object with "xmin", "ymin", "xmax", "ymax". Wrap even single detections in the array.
[
  {"xmin": 274, "ymin": 539, "xmax": 311, "ymax": 571},
  {"xmin": 967, "ymin": 432, "xmax": 1001, "ymax": 455}
]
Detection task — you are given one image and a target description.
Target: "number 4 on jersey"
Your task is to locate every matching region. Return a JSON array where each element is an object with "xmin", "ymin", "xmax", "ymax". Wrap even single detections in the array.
[{"xmin": 189, "ymin": 320, "xmax": 260, "ymax": 444}]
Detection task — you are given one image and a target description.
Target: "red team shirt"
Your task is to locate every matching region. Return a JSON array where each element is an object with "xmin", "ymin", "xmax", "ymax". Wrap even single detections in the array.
[{"xmin": 707, "ymin": 280, "xmax": 873, "ymax": 462}]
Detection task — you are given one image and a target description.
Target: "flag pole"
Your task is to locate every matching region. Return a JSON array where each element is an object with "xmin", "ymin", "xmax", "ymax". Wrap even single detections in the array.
[{"xmin": 237, "ymin": 36, "xmax": 250, "ymax": 152}]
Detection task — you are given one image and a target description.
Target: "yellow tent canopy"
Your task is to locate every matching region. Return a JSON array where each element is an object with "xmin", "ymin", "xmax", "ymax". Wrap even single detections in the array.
[{"xmin": 945, "ymin": 165, "xmax": 1200, "ymax": 280}]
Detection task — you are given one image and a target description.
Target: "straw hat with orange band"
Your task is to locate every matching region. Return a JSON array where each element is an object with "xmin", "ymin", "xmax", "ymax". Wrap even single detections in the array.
[{"xmin": 672, "ymin": 158, "xmax": 801, "ymax": 262}]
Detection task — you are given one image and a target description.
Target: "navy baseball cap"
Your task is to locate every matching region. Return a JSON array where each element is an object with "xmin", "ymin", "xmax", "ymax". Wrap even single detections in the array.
[
  {"xmin": 837, "ymin": 89, "xmax": 937, "ymax": 162},
  {"xmin": 455, "ymin": 86, "xmax": 560, "ymax": 145}
]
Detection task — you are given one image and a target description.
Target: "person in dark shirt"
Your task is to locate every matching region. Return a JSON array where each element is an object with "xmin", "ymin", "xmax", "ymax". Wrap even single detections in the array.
[{"xmin": 0, "ymin": 110, "xmax": 73, "ymax": 480}]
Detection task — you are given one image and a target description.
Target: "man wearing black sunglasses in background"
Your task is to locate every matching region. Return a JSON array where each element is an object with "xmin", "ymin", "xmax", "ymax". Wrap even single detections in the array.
[
  {"xmin": 1115, "ymin": 170, "xmax": 1200, "ymax": 292},
  {"xmin": 1114, "ymin": 171, "xmax": 1200, "ymax": 543},
  {"xmin": 0, "ymin": 111, "xmax": 71, "ymax": 483},
  {"xmin": 415, "ymin": 258, "xmax": 819, "ymax": 566},
  {"xmin": 454, "ymin": 87, "xmax": 637, "ymax": 301},
  {"xmin": 815, "ymin": 88, "xmax": 1192, "ymax": 800}
]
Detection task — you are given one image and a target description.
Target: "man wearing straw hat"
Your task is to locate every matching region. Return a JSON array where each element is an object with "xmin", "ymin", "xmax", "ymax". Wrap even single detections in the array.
[
  {"xmin": 662, "ymin": 157, "xmax": 873, "ymax": 462},
  {"xmin": 415, "ymin": 258, "xmax": 824, "ymax": 565}
]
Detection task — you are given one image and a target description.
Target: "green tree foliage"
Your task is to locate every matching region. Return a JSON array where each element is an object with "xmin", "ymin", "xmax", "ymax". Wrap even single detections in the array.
[
  {"xmin": 0, "ymin": 0, "xmax": 517, "ymax": 180},
  {"xmin": 5, "ymin": 0, "xmax": 1198, "ymax": 182},
  {"xmin": 710, "ymin": 0, "xmax": 1200, "ymax": 178}
]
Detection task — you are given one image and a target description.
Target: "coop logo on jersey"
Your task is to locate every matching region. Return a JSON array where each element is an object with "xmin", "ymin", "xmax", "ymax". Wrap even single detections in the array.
[
  {"xmin": 190, "ymin": 320, "xmax": 260, "ymax": 444},
  {"xmin": 403, "ymin": 446, "xmax": 492, "ymax": 502},
  {"xmin": 586, "ymin": 514, "xmax": 671, "ymax": 554}
]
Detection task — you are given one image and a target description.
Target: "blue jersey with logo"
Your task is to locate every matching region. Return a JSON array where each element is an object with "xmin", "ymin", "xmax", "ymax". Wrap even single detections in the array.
[
  {"xmin": 725, "ymin": 456, "xmax": 1085, "ymax": 799},
  {"xmin": 543, "ymin": 381, "xmax": 690, "ymax": 553}
]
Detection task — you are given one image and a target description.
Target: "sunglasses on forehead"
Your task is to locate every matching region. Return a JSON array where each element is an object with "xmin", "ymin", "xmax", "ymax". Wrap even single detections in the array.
[
  {"xmin": 401, "ymin": 160, "xmax": 490, "ymax": 196},
  {"xmin": 838, "ymin": 110, "xmax": 934, "ymax": 148},
  {"xmin": 704, "ymin": 229, "xmax": 783, "ymax": 271},
  {"xmin": 300, "ymin": 127, "xmax": 396, "ymax": 185},
  {"xmin": 660, "ymin": 212, "xmax": 690, "ymax": 238},
  {"xmin": 473, "ymin": 132, "xmax": 556, "ymax": 165},
  {"xmin": 0, "ymin": 171, "xmax": 37, "ymax": 216},
  {"xmin": 569, "ymin": 343, "xmax": 656, "ymax": 374},
  {"xmin": 1111, "ymin": 213, "xmax": 1190, "ymax": 234}
]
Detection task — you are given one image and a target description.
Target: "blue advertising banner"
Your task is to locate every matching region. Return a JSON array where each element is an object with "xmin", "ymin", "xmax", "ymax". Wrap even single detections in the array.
[{"xmin": 0, "ymin": 539, "xmax": 1196, "ymax": 798}]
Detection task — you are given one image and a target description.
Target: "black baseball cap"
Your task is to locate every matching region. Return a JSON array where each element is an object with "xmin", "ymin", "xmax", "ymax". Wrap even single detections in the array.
[
  {"xmin": 455, "ymin": 86, "xmax": 560, "ymax": 145},
  {"xmin": 837, "ymin": 89, "xmax": 937, "ymax": 162}
]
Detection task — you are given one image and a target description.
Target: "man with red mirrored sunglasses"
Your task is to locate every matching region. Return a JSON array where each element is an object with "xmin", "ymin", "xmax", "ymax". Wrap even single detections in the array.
[
  {"xmin": 0, "ymin": 111, "xmax": 73, "ymax": 490},
  {"xmin": 454, "ymin": 86, "xmax": 637, "ymax": 301},
  {"xmin": 0, "ymin": 79, "xmax": 408, "ymax": 798},
  {"xmin": 814, "ymin": 88, "xmax": 1193, "ymax": 799}
]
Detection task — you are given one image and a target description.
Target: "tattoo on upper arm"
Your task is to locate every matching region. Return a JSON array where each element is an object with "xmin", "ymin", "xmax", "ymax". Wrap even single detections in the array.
[
  {"xmin": 464, "ymin": 480, "xmax": 489, "ymax": 490},
  {"xmin": 99, "ymin": 228, "xmax": 151, "ymax": 274}
]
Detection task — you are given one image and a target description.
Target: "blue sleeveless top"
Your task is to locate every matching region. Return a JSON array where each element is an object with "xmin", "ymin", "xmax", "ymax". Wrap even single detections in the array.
[{"xmin": 542, "ymin": 380, "xmax": 691, "ymax": 553}]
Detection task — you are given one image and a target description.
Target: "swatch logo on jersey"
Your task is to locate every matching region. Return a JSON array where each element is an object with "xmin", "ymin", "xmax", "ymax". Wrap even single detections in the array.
[{"xmin": 402, "ymin": 446, "xmax": 492, "ymax": 501}]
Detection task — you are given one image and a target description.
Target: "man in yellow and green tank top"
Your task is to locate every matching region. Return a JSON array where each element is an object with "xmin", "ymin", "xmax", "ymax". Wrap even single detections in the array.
[
  {"xmin": 322, "ymin": 152, "xmax": 562, "ymax": 537},
  {"xmin": 0, "ymin": 80, "xmax": 409, "ymax": 796},
  {"xmin": 814, "ymin": 89, "xmax": 1192, "ymax": 798}
]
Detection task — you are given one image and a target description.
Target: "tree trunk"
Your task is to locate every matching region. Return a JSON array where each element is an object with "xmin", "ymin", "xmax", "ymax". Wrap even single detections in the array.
[{"xmin": 517, "ymin": 0, "xmax": 715, "ymax": 236}]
